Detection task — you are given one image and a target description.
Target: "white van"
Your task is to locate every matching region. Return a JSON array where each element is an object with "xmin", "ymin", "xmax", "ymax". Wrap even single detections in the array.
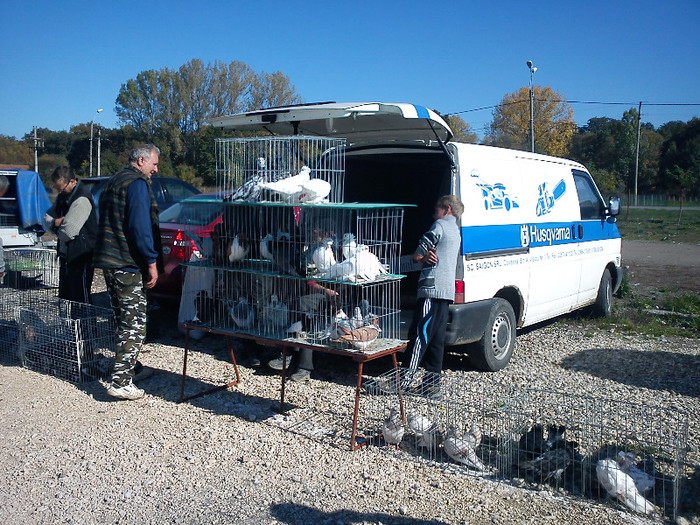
[{"xmin": 211, "ymin": 102, "xmax": 622, "ymax": 371}]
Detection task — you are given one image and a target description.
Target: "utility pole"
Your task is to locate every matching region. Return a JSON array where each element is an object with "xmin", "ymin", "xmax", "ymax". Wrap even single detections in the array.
[
  {"xmin": 633, "ymin": 101, "xmax": 642, "ymax": 206},
  {"xmin": 89, "ymin": 108, "xmax": 104, "ymax": 177},
  {"xmin": 97, "ymin": 125, "xmax": 102, "ymax": 176},
  {"xmin": 30, "ymin": 127, "xmax": 44, "ymax": 172},
  {"xmin": 527, "ymin": 60, "xmax": 538, "ymax": 153}
]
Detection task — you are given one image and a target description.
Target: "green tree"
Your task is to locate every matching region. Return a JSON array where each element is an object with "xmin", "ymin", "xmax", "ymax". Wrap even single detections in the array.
[
  {"xmin": 658, "ymin": 118, "xmax": 700, "ymax": 199},
  {"xmin": 0, "ymin": 135, "xmax": 33, "ymax": 167},
  {"xmin": 487, "ymin": 86, "xmax": 576, "ymax": 156}
]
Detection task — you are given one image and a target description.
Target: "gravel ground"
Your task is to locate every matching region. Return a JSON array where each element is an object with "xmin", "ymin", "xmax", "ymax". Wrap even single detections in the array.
[{"xmin": 0, "ymin": 295, "xmax": 698, "ymax": 525}]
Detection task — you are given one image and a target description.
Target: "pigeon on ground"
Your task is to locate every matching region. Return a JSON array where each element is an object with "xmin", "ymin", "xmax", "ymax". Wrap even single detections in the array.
[
  {"xmin": 616, "ymin": 451, "xmax": 656, "ymax": 495},
  {"xmin": 227, "ymin": 233, "xmax": 249, "ymax": 262},
  {"xmin": 381, "ymin": 408, "xmax": 405, "ymax": 448},
  {"xmin": 261, "ymin": 294, "xmax": 289, "ymax": 331},
  {"xmin": 444, "ymin": 424, "xmax": 485, "ymax": 470},
  {"xmin": 229, "ymin": 297, "xmax": 255, "ymax": 329},
  {"xmin": 596, "ymin": 458, "xmax": 658, "ymax": 515},
  {"xmin": 311, "ymin": 238, "xmax": 336, "ymax": 272},
  {"xmin": 406, "ymin": 407, "xmax": 438, "ymax": 449}
]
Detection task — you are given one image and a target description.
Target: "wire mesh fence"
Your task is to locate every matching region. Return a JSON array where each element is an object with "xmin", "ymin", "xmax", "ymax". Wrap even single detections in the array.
[
  {"xmin": 362, "ymin": 368, "xmax": 689, "ymax": 520},
  {"xmin": 17, "ymin": 299, "xmax": 115, "ymax": 383}
]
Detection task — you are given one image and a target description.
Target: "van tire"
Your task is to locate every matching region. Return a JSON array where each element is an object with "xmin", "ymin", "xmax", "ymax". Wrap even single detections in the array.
[
  {"xmin": 469, "ymin": 298, "xmax": 516, "ymax": 372},
  {"xmin": 592, "ymin": 269, "xmax": 613, "ymax": 317}
]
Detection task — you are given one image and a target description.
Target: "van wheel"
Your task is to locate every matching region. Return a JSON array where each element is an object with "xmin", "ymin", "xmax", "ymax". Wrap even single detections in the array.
[
  {"xmin": 592, "ymin": 269, "xmax": 613, "ymax": 317},
  {"xmin": 469, "ymin": 298, "xmax": 516, "ymax": 371}
]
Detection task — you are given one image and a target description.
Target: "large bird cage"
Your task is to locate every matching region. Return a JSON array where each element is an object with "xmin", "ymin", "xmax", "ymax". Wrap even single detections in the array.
[
  {"xmin": 506, "ymin": 389, "xmax": 689, "ymax": 520},
  {"xmin": 215, "ymin": 135, "xmax": 346, "ymax": 203},
  {"xmin": 363, "ymin": 368, "xmax": 522, "ymax": 474},
  {"xmin": 17, "ymin": 299, "xmax": 116, "ymax": 383},
  {"xmin": 0, "ymin": 248, "xmax": 59, "ymax": 362},
  {"xmin": 178, "ymin": 201, "xmax": 407, "ymax": 352}
]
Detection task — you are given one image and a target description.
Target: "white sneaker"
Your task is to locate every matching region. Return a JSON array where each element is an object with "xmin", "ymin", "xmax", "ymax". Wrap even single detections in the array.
[{"xmin": 107, "ymin": 382, "xmax": 145, "ymax": 400}]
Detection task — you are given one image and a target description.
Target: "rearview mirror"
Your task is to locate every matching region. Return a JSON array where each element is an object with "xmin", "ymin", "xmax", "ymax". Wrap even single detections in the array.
[{"xmin": 607, "ymin": 196, "xmax": 620, "ymax": 217}]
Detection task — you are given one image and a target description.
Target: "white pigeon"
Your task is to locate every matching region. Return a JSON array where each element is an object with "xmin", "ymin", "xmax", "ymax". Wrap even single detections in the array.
[
  {"xmin": 286, "ymin": 320, "xmax": 304, "ymax": 336},
  {"xmin": 596, "ymin": 458, "xmax": 658, "ymax": 515},
  {"xmin": 260, "ymin": 234, "xmax": 275, "ymax": 261},
  {"xmin": 259, "ymin": 166, "xmax": 311, "ymax": 201},
  {"xmin": 350, "ymin": 306, "xmax": 366, "ymax": 329},
  {"xmin": 342, "ymin": 233, "xmax": 358, "ymax": 260},
  {"xmin": 299, "ymin": 178, "xmax": 332, "ymax": 203},
  {"xmin": 406, "ymin": 407, "xmax": 438, "ymax": 449},
  {"xmin": 616, "ymin": 451, "xmax": 655, "ymax": 495},
  {"xmin": 229, "ymin": 297, "xmax": 255, "ymax": 329},
  {"xmin": 311, "ymin": 238, "xmax": 336, "ymax": 272},
  {"xmin": 381, "ymin": 408, "xmax": 405, "ymax": 448},
  {"xmin": 317, "ymin": 258, "xmax": 356, "ymax": 281},
  {"xmin": 444, "ymin": 424, "xmax": 486, "ymax": 471},
  {"xmin": 227, "ymin": 234, "xmax": 249, "ymax": 262},
  {"xmin": 354, "ymin": 246, "xmax": 388, "ymax": 282},
  {"xmin": 321, "ymin": 309, "xmax": 351, "ymax": 340},
  {"xmin": 261, "ymin": 294, "xmax": 289, "ymax": 331}
]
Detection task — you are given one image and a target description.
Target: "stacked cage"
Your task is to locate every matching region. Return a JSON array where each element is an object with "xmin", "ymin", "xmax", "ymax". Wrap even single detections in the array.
[
  {"xmin": 180, "ymin": 202, "xmax": 405, "ymax": 352},
  {"xmin": 179, "ymin": 135, "xmax": 407, "ymax": 353},
  {"xmin": 364, "ymin": 368, "xmax": 521, "ymax": 475},
  {"xmin": 215, "ymin": 136, "xmax": 345, "ymax": 203},
  {"xmin": 0, "ymin": 248, "xmax": 59, "ymax": 362},
  {"xmin": 507, "ymin": 389, "xmax": 689, "ymax": 520},
  {"xmin": 17, "ymin": 299, "xmax": 115, "ymax": 383}
]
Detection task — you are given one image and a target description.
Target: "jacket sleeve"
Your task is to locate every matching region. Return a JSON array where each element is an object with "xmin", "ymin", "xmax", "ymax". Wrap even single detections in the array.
[
  {"xmin": 415, "ymin": 221, "xmax": 444, "ymax": 259},
  {"xmin": 126, "ymin": 179, "xmax": 159, "ymax": 264},
  {"xmin": 57, "ymin": 196, "xmax": 92, "ymax": 242}
]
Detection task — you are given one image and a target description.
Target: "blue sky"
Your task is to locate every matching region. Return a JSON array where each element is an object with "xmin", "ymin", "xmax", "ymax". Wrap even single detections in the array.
[{"xmin": 1, "ymin": 0, "xmax": 698, "ymax": 140}]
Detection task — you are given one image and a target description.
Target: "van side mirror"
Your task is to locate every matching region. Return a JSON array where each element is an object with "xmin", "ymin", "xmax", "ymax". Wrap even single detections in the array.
[{"xmin": 607, "ymin": 196, "xmax": 620, "ymax": 217}]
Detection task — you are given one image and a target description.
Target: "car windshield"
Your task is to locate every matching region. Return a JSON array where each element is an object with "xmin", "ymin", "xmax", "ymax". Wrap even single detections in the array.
[{"xmin": 160, "ymin": 201, "xmax": 222, "ymax": 225}]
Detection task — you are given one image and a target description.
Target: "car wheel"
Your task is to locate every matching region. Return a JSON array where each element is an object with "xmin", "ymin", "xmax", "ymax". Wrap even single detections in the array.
[
  {"xmin": 592, "ymin": 269, "xmax": 613, "ymax": 318},
  {"xmin": 469, "ymin": 298, "xmax": 516, "ymax": 371}
]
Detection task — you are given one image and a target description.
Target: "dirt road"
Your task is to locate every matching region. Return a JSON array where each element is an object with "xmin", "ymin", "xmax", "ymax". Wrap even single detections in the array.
[{"xmin": 622, "ymin": 239, "xmax": 700, "ymax": 292}]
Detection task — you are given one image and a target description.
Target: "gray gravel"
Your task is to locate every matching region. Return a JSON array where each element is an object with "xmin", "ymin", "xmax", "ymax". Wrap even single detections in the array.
[{"xmin": 0, "ymin": 308, "xmax": 698, "ymax": 525}]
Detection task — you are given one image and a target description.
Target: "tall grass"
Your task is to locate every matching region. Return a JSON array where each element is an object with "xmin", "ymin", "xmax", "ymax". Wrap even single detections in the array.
[{"xmin": 616, "ymin": 208, "xmax": 700, "ymax": 243}]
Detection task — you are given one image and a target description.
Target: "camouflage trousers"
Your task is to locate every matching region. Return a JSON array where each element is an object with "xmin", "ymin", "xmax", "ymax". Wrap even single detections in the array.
[{"xmin": 103, "ymin": 268, "xmax": 147, "ymax": 386}]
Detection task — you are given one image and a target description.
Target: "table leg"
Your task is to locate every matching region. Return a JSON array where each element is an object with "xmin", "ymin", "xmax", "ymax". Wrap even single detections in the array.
[
  {"xmin": 179, "ymin": 328, "xmax": 191, "ymax": 403},
  {"xmin": 279, "ymin": 346, "xmax": 288, "ymax": 414},
  {"xmin": 350, "ymin": 361, "xmax": 366, "ymax": 451}
]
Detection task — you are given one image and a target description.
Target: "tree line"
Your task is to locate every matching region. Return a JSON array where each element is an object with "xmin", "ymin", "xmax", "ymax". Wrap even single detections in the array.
[{"xmin": 0, "ymin": 59, "xmax": 698, "ymax": 201}]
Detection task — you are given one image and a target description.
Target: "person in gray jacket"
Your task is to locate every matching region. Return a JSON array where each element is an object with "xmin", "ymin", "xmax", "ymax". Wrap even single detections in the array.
[{"xmin": 403, "ymin": 195, "xmax": 464, "ymax": 389}]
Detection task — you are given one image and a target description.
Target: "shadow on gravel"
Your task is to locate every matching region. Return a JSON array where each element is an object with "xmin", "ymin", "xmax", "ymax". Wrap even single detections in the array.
[
  {"xmin": 270, "ymin": 503, "xmax": 448, "ymax": 525},
  {"xmin": 560, "ymin": 348, "xmax": 700, "ymax": 397}
]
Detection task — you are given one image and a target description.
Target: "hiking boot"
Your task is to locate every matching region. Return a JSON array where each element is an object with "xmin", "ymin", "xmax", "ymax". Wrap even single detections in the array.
[
  {"xmin": 107, "ymin": 382, "xmax": 145, "ymax": 400},
  {"xmin": 289, "ymin": 368, "xmax": 311, "ymax": 382},
  {"xmin": 133, "ymin": 361, "xmax": 154, "ymax": 382},
  {"xmin": 267, "ymin": 354, "xmax": 293, "ymax": 371}
]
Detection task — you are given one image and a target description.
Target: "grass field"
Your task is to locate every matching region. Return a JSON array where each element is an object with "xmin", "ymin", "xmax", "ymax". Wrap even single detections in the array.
[{"xmin": 616, "ymin": 206, "xmax": 700, "ymax": 243}]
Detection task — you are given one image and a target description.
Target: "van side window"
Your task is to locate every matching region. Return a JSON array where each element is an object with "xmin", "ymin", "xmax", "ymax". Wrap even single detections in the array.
[{"xmin": 573, "ymin": 171, "xmax": 603, "ymax": 220}]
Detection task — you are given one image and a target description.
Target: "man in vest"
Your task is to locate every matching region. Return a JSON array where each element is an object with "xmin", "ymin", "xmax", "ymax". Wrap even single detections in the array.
[
  {"xmin": 95, "ymin": 144, "xmax": 163, "ymax": 400},
  {"xmin": 45, "ymin": 167, "xmax": 98, "ymax": 304}
]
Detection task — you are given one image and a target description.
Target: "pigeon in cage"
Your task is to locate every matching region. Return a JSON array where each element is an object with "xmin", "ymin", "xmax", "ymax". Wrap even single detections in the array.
[
  {"xmin": 193, "ymin": 290, "xmax": 218, "ymax": 324},
  {"xmin": 516, "ymin": 424, "xmax": 575, "ymax": 483},
  {"xmin": 406, "ymin": 407, "xmax": 439, "ymax": 449},
  {"xmin": 596, "ymin": 458, "xmax": 658, "ymax": 515},
  {"xmin": 299, "ymin": 178, "xmax": 332, "ymax": 203},
  {"xmin": 337, "ymin": 318, "xmax": 381, "ymax": 350},
  {"xmin": 260, "ymin": 232, "xmax": 304, "ymax": 277},
  {"xmin": 354, "ymin": 247, "xmax": 389, "ymax": 282},
  {"xmin": 444, "ymin": 424, "xmax": 486, "ymax": 471},
  {"xmin": 260, "ymin": 165, "xmax": 311, "ymax": 202},
  {"xmin": 616, "ymin": 451, "xmax": 656, "ymax": 495},
  {"xmin": 381, "ymin": 407, "xmax": 405, "ymax": 448},
  {"xmin": 227, "ymin": 233, "xmax": 250, "ymax": 262},
  {"xmin": 229, "ymin": 297, "xmax": 255, "ymax": 329},
  {"xmin": 311, "ymin": 237, "xmax": 336, "ymax": 272},
  {"xmin": 341, "ymin": 233, "xmax": 359, "ymax": 260},
  {"xmin": 261, "ymin": 294, "xmax": 289, "ymax": 331},
  {"xmin": 317, "ymin": 258, "xmax": 356, "ymax": 281}
]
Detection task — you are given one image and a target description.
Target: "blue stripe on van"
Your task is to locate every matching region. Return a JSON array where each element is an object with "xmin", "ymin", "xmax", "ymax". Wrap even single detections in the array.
[
  {"xmin": 413, "ymin": 105, "xmax": 430, "ymax": 119},
  {"xmin": 461, "ymin": 220, "xmax": 621, "ymax": 255}
]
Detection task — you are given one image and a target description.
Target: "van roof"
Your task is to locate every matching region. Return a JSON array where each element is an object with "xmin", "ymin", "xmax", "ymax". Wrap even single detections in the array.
[{"xmin": 209, "ymin": 102, "xmax": 453, "ymax": 148}]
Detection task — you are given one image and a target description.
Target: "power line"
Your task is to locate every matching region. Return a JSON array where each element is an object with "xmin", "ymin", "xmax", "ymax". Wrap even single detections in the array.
[{"xmin": 448, "ymin": 100, "xmax": 700, "ymax": 116}]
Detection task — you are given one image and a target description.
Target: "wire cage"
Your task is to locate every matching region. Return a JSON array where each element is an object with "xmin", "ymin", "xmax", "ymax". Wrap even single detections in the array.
[
  {"xmin": 363, "ymin": 368, "xmax": 522, "ymax": 475},
  {"xmin": 2, "ymin": 247, "xmax": 59, "ymax": 289},
  {"xmin": 506, "ymin": 389, "xmax": 690, "ymax": 520},
  {"xmin": 0, "ymin": 288, "xmax": 58, "ymax": 362},
  {"xmin": 17, "ymin": 299, "xmax": 116, "ymax": 383},
  {"xmin": 180, "ymin": 265, "xmax": 404, "ymax": 353},
  {"xmin": 215, "ymin": 135, "xmax": 346, "ymax": 203},
  {"xmin": 205, "ymin": 201, "xmax": 405, "ymax": 282}
]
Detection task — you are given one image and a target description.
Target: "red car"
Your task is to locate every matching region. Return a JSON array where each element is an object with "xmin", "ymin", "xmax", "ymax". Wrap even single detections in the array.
[{"xmin": 151, "ymin": 193, "xmax": 224, "ymax": 302}]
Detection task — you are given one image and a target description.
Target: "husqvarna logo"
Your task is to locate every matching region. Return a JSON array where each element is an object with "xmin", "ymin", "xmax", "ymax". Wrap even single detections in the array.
[{"xmin": 520, "ymin": 224, "xmax": 530, "ymax": 247}]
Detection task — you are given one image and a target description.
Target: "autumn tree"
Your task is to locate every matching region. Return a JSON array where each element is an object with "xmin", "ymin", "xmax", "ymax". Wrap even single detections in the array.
[
  {"xmin": 442, "ymin": 114, "xmax": 479, "ymax": 143},
  {"xmin": 487, "ymin": 86, "xmax": 576, "ymax": 156}
]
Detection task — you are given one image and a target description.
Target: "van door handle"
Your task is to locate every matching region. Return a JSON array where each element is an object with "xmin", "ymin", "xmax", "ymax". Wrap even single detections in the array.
[{"xmin": 578, "ymin": 224, "xmax": 584, "ymax": 239}]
